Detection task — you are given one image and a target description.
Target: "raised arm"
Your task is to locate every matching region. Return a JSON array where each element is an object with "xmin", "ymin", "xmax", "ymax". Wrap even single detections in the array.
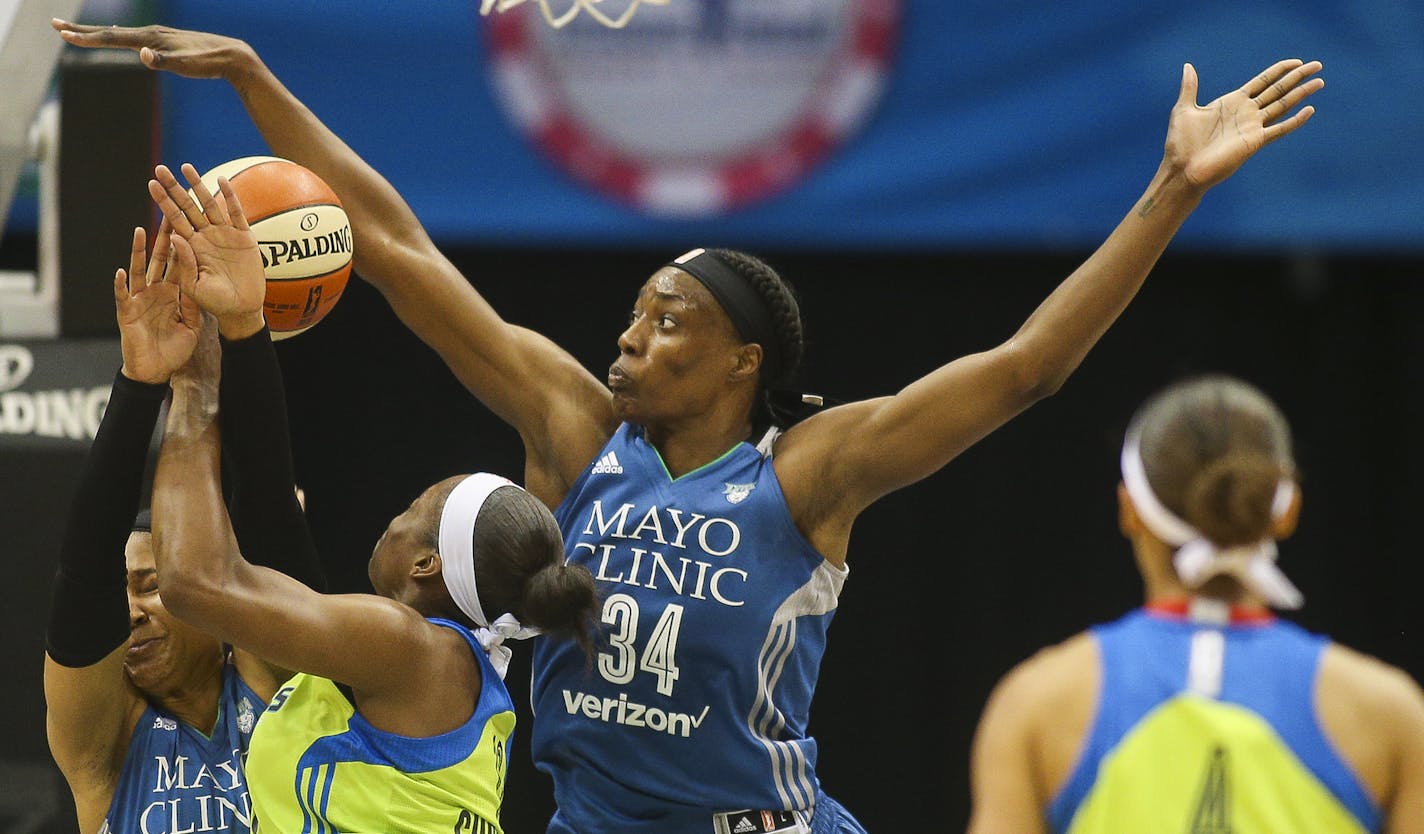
[
  {"xmin": 43, "ymin": 222, "xmax": 199, "ymax": 832},
  {"xmin": 220, "ymin": 325, "xmax": 326, "ymax": 591},
  {"xmin": 778, "ymin": 60, "xmax": 1323, "ymax": 558},
  {"xmin": 148, "ymin": 166, "xmax": 479, "ymax": 734},
  {"xmin": 53, "ymin": 19, "xmax": 616, "ymax": 501},
  {"xmin": 208, "ymin": 223, "xmax": 331, "ymax": 697}
]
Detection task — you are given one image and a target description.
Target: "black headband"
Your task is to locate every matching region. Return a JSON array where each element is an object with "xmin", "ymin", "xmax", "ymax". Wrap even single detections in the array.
[{"xmin": 666, "ymin": 248, "xmax": 784, "ymax": 384}]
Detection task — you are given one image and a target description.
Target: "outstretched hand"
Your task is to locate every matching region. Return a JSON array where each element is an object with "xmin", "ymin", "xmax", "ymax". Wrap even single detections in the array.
[
  {"xmin": 1165, "ymin": 59, "xmax": 1324, "ymax": 191},
  {"xmin": 149, "ymin": 163, "xmax": 268, "ymax": 340},
  {"xmin": 51, "ymin": 19, "xmax": 257, "ymax": 82},
  {"xmin": 115, "ymin": 219, "xmax": 201, "ymax": 384}
]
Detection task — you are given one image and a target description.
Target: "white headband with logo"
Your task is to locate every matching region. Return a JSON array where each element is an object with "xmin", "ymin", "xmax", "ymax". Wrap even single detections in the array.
[
  {"xmin": 438, "ymin": 473, "xmax": 542, "ymax": 679},
  {"xmin": 1121, "ymin": 433, "xmax": 1303, "ymax": 610}
]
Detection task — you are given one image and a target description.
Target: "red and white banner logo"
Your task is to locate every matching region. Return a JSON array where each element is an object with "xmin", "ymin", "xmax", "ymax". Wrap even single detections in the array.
[{"xmin": 485, "ymin": 0, "xmax": 899, "ymax": 216}]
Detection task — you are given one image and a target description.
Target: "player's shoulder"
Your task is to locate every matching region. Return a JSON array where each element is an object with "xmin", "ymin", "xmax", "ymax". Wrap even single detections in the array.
[
  {"xmin": 1319, "ymin": 642, "xmax": 1424, "ymax": 720},
  {"xmin": 992, "ymin": 632, "xmax": 1099, "ymax": 716}
]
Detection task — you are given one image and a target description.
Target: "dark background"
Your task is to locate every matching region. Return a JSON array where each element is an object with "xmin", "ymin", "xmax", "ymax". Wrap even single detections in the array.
[{"xmin": 9, "ymin": 232, "xmax": 1416, "ymax": 832}]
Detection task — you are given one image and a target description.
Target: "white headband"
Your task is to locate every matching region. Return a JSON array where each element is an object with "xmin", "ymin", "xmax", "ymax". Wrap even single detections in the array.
[
  {"xmin": 1121, "ymin": 433, "xmax": 1303, "ymax": 610},
  {"xmin": 437, "ymin": 473, "xmax": 542, "ymax": 679}
]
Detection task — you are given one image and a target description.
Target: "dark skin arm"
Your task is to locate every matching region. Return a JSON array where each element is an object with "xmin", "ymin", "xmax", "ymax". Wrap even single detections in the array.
[
  {"xmin": 53, "ymin": 20, "xmax": 616, "ymax": 508},
  {"xmin": 773, "ymin": 60, "xmax": 1324, "ymax": 564},
  {"xmin": 55, "ymin": 22, "xmax": 1325, "ymax": 567},
  {"xmin": 43, "ymin": 222, "xmax": 194, "ymax": 834},
  {"xmin": 148, "ymin": 165, "xmax": 481, "ymax": 737}
]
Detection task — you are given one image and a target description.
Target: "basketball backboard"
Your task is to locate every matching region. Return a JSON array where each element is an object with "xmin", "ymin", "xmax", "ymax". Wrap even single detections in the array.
[{"xmin": 0, "ymin": 0, "xmax": 84, "ymax": 236}]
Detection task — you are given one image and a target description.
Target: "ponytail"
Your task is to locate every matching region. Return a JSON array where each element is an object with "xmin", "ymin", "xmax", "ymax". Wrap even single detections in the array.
[{"xmin": 521, "ymin": 562, "xmax": 598, "ymax": 658}]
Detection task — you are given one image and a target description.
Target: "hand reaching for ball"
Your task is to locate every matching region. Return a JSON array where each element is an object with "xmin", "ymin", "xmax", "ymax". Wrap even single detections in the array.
[
  {"xmin": 149, "ymin": 163, "xmax": 268, "ymax": 340},
  {"xmin": 114, "ymin": 218, "xmax": 202, "ymax": 384}
]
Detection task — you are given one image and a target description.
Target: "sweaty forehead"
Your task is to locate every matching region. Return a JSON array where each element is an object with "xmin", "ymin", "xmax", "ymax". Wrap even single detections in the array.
[{"xmin": 638, "ymin": 268, "xmax": 715, "ymax": 309}]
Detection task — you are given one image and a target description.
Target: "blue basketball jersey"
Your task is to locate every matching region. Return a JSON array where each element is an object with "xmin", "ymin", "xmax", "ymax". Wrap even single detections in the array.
[
  {"xmin": 1048, "ymin": 608, "xmax": 1380, "ymax": 834},
  {"xmin": 532, "ymin": 423, "xmax": 847, "ymax": 833},
  {"xmin": 102, "ymin": 662, "xmax": 264, "ymax": 834}
]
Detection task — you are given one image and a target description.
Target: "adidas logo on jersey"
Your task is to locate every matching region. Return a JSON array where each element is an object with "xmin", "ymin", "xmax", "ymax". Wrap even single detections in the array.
[
  {"xmin": 714, "ymin": 809, "xmax": 799, "ymax": 834},
  {"xmin": 591, "ymin": 452, "xmax": 624, "ymax": 475}
]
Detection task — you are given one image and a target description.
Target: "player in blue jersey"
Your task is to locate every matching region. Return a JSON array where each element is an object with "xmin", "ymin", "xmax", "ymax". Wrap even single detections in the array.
[
  {"xmin": 43, "ymin": 215, "xmax": 326, "ymax": 834},
  {"xmin": 55, "ymin": 19, "xmax": 1326, "ymax": 833},
  {"xmin": 967, "ymin": 376, "xmax": 1424, "ymax": 834},
  {"xmin": 140, "ymin": 165, "xmax": 598, "ymax": 834}
]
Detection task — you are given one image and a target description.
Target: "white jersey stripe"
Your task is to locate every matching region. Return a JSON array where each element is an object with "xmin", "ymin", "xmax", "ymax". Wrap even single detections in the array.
[
  {"xmin": 766, "ymin": 619, "xmax": 806, "ymax": 807},
  {"xmin": 767, "ymin": 619, "xmax": 813, "ymax": 806},
  {"xmin": 747, "ymin": 562, "xmax": 848, "ymax": 811},
  {"xmin": 751, "ymin": 621, "xmax": 799, "ymax": 807}
]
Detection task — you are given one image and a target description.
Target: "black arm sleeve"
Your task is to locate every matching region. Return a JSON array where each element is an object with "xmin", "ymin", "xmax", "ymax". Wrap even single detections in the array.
[
  {"xmin": 45, "ymin": 371, "xmax": 168, "ymax": 667},
  {"xmin": 220, "ymin": 326, "xmax": 326, "ymax": 592}
]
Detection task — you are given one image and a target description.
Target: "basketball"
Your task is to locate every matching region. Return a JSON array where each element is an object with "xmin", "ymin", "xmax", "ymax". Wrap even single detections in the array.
[{"xmin": 197, "ymin": 156, "xmax": 352, "ymax": 340}]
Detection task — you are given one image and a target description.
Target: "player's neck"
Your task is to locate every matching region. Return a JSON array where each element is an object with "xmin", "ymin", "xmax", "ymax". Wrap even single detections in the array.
[
  {"xmin": 149, "ymin": 661, "xmax": 226, "ymax": 736},
  {"xmin": 643, "ymin": 414, "xmax": 755, "ymax": 479},
  {"xmin": 1142, "ymin": 569, "xmax": 1271, "ymax": 622}
]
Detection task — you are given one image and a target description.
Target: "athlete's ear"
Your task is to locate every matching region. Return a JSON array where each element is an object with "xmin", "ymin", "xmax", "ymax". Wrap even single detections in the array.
[
  {"xmin": 411, "ymin": 549, "xmax": 441, "ymax": 580},
  {"xmin": 1117, "ymin": 482, "xmax": 1143, "ymax": 539},
  {"xmin": 1272, "ymin": 486, "xmax": 1302, "ymax": 540},
  {"xmin": 729, "ymin": 343, "xmax": 762, "ymax": 383}
]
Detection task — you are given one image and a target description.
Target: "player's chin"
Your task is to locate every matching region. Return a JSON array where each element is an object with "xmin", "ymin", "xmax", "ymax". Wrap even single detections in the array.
[
  {"xmin": 610, "ymin": 391, "xmax": 638, "ymax": 420},
  {"xmin": 123, "ymin": 654, "xmax": 169, "ymax": 693}
]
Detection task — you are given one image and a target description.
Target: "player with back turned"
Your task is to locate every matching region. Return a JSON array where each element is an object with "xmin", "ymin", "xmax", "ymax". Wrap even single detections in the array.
[
  {"xmin": 54, "ymin": 18, "xmax": 1325, "ymax": 833},
  {"xmin": 967, "ymin": 376, "xmax": 1424, "ymax": 834}
]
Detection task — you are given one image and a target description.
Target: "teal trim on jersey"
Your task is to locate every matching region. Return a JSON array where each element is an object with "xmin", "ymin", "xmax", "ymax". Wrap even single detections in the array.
[
  {"xmin": 647, "ymin": 437, "xmax": 746, "ymax": 483},
  {"xmin": 103, "ymin": 661, "xmax": 262, "ymax": 834}
]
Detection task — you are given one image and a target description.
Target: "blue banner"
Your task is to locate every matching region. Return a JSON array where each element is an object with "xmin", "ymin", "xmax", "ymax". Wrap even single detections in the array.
[{"xmin": 16, "ymin": 1, "xmax": 1424, "ymax": 251}]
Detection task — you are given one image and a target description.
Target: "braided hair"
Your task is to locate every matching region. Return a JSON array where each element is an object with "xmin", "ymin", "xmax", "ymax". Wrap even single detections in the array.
[{"xmin": 704, "ymin": 249, "xmax": 809, "ymax": 428}]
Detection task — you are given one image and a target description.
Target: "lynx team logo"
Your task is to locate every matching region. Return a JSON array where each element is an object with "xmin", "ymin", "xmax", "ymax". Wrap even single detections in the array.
[
  {"xmin": 484, "ymin": 0, "xmax": 899, "ymax": 216},
  {"xmin": 723, "ymin": 482, "xmax": 755, "ymax": 504},
  {"xmin": 237, "ymin": 697, "xmax": 257, "ymax": 734}
]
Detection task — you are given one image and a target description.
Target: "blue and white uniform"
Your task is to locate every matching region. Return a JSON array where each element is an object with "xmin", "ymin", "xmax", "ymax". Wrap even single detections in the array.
[
  {"xmin": 102, "ymin": 663, "xmax": 264, "ymax": 834},
  {"xmin": 532, "ymin": 423, "xmax": 858, "ymax": 834}
]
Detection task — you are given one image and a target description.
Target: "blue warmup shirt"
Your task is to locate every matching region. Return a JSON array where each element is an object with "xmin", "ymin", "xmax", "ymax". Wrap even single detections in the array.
[
  {"xmin": 102, "ymin": 662, "xmax": 264, "ymax": 834},
  {"xmin": 532, "ymin": 423, "xmax": 848, "ymax": 833}
]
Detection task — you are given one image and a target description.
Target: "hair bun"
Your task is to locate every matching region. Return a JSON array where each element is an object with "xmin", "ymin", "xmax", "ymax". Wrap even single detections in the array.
[
  {"xmin": 522, "ymin": 562, "xmax": 598, "ymax": 655},
  {"xmin": 1183, "ymin": 453, "xmax": 1284, "ymax": 547}
]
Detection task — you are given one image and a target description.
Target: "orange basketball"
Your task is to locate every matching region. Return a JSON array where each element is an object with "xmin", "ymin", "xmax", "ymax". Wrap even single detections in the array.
[{"xmin": 199, "ymin": 157, "xmax": 352, "ymax": 340}]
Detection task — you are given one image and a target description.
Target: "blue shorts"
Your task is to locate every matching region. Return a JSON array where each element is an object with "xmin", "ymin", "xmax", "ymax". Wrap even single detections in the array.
[
  {"xmin": 545, "ymin": 788, "xmax": 868, "ymax": 834},
  {"xmin": 810, "ymin": 791, "xmax": 868, "ymax": 834}
]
